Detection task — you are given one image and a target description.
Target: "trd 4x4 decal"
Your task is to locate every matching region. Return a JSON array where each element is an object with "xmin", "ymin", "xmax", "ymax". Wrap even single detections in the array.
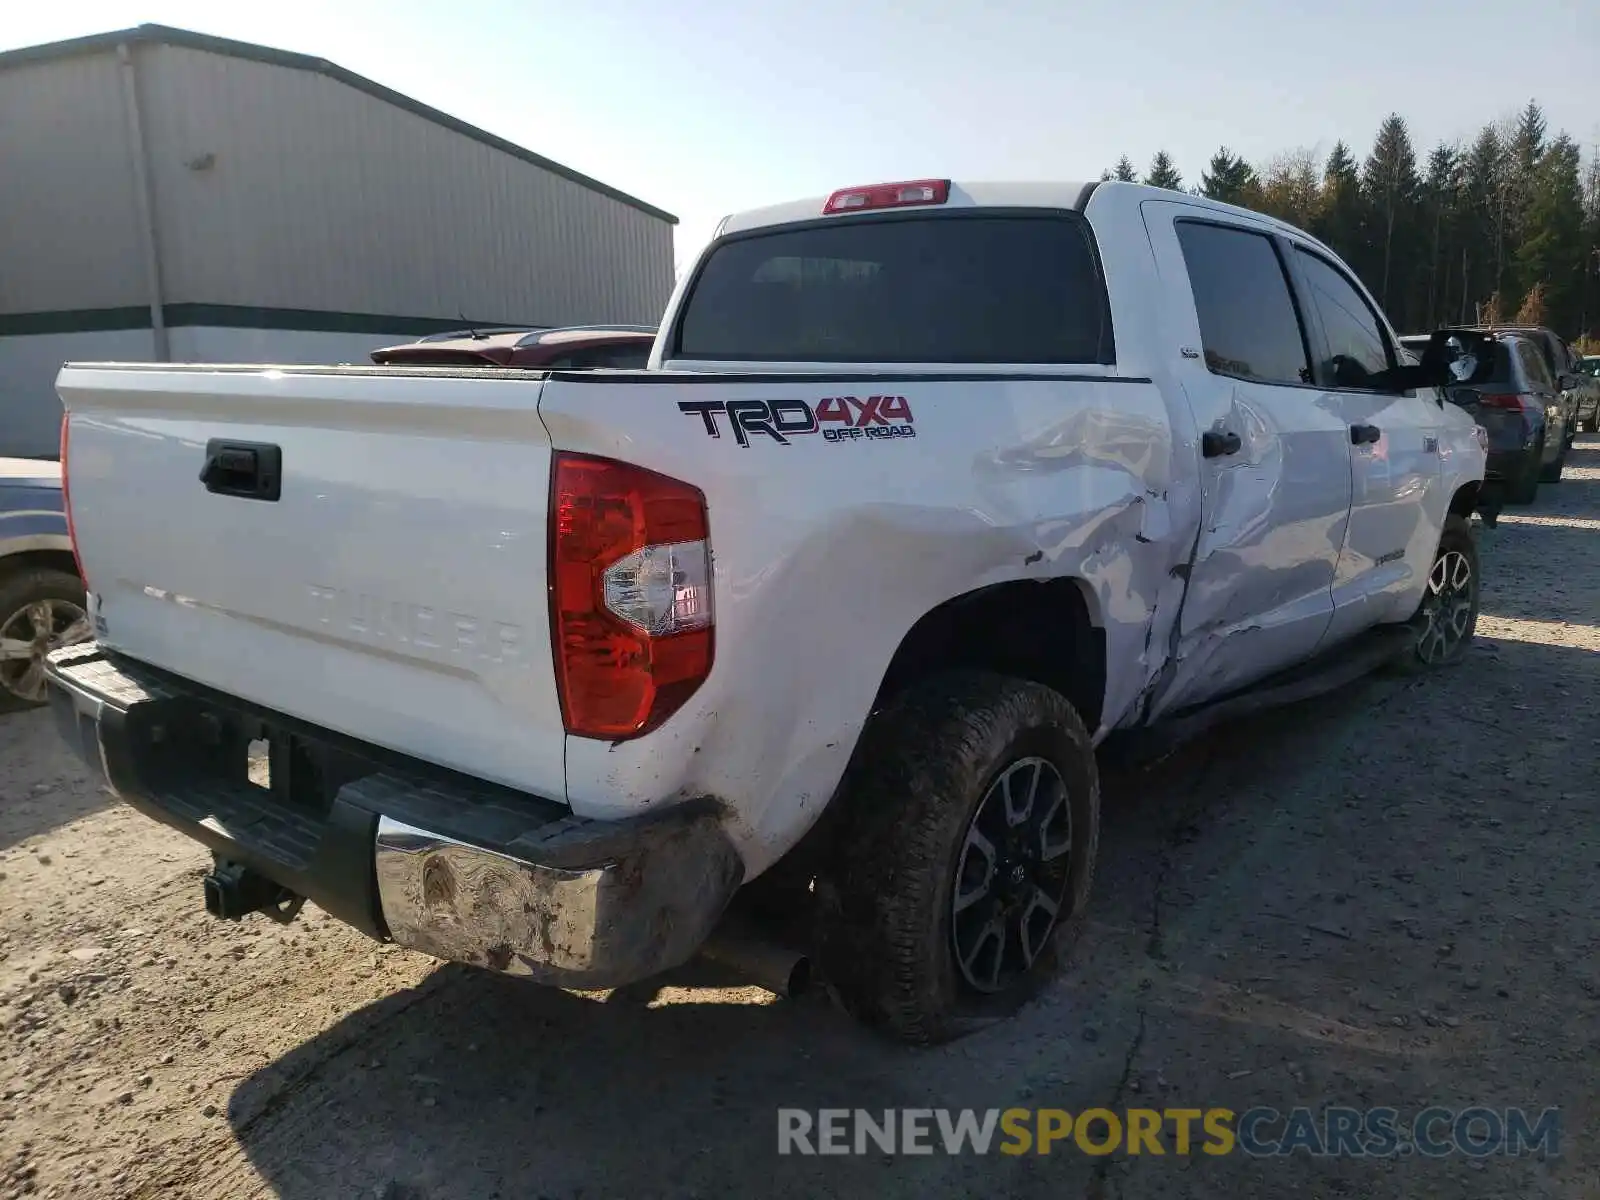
[{"xmin": 678, "ymin": 396, "xmax": 916, "ymax": 447}]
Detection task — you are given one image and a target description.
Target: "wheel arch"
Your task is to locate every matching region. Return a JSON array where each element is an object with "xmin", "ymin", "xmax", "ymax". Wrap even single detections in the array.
[
  {"xmin": 0, "ymin": 548, "xmax": 80, "ymax": 583},
  {"xmin": 1447, "ymin": 480, "xmax": 1480, "ymax": 519},
  {"xmin": 872, "ymin": 577, "xmax": 1108, "ymax": 734}
]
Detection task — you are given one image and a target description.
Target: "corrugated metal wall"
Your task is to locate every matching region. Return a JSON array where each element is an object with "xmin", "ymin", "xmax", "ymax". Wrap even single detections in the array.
[
  {"xmin": 136, "ymin": 45, "xmax": 674, "ymax": 326},
  {"xmin": 0, "ymin": 54, "xmax": 148, "ymax": 315},
  {"xmin": 0, "ymin": 39, "xmax": 676, "ymax": 327}
]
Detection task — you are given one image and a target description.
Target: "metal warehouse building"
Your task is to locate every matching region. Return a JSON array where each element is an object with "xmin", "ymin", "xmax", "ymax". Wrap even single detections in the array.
[{"xmin": 0, "ymin": 24, "xmax": 677, "ymax": 458}]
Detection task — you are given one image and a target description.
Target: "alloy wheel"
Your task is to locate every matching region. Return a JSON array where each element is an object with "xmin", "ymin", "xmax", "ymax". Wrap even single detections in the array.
[
  {"xmin": 0, "ymin": 598, "xmax": 91, "ymax": 704},
  {"xmin": 1415, "ymin": 549, "xmax": 1475, "ymax": 665},
  {"xmin": 951, "ymin": 756, "xmax": 1074, "ymax": 993}
]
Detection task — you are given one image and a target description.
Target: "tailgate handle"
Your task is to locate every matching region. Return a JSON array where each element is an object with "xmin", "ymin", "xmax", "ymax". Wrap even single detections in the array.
[{"xmin": 200, "ymin": 440, "xmax": 282, "ymax": 501}]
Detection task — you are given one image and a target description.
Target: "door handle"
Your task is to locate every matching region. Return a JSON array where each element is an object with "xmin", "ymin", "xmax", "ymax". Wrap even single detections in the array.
[
  {"xmin": 1201, "ymin": 429, "xmax": 1242, "ymax": 458},
  {"xmin": 1350, "ymin": 424, "xmax": 1382, "ymax": 445},
  {"xmin": 200, "ymin": 439, "xmax": 282, "ymax": 501}
]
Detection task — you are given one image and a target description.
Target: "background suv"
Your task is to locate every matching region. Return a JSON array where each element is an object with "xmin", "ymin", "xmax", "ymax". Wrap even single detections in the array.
[{"xmin": 1438, "ymin": 333, "xmax": 1570, "ymax": 503}]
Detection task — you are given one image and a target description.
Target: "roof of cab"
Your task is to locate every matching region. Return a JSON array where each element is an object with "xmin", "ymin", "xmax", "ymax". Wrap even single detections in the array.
[{"xmin": 714, "ymin": 180, "xmax": 1343, "ymax": 258}]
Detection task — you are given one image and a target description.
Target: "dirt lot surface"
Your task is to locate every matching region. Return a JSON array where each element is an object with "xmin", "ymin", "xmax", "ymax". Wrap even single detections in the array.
[{"xmin": 3, "ymin": 441, "xmax": 1599, "ymax": 1199}]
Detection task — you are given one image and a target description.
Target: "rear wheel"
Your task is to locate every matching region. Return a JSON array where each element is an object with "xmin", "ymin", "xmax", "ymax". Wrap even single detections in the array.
[
  {"xmin": 816, "ymin": 672, "xmax": 1099, "ymax": 1044},
  {"xmin": 1505, "ymin": 441, "xmax": 1543, "ymax": 504},
  {"xmin": 0, "ymin": 567, "xmax": 90, "ymax": 711},
  {"xmin": 1583, "ymin": 415, "xmax": 1598, "ymax": 434},
  {"xmin": 1388, "ymin": 516, "xmax": 1479, "ymax": 675},
  {"xmin": 1540, "ymin": 444, "xmax": 1567, "ymax": 483}
]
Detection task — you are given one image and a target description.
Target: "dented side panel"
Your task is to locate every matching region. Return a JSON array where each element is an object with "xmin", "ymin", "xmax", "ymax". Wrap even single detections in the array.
[
  {"xmin": 1136, "ymin": 201, "xmax": 1355, "ymax": 719},
  {"xmin": 540, "ymin": 373, "xmax": 1193, "ymax": 873}
]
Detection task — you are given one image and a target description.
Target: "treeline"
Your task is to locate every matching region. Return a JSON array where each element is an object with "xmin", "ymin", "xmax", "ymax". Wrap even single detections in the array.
[{"xmin": 1105, "ymin": 102, "xmax": 1600, "ymax": 345}]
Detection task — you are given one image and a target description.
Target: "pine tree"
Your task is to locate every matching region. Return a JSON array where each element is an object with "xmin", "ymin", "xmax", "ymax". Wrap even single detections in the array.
[
  {"xmin": 1362, "ymin": 115, "xmax": 1421, "ymax": 318},
  {"xmin": 1515, "ymin": 134, "xmax": 1585, "ymax": 333},
  {"xmin": 1073, "ymin": 102, "xmax": 1599, "ymax": 337},
  {"xmin": 1421, "ymin": 144, "xmax": 1462, "ymax": 328},
  {"xmin": 1462, "ymin": 123, "xmax": 1509, "ymax": 315},
  {"xmin": 1145, "ymin": 152, "xmax": 1183, "ymax": 191},
  {"xmin": 1510, "ymin": 101, "xmax": 1548, "ymax": 178},
  {"xmin": 1315, "ymin": 141, "xmax": 1366, "ymax": 271},
  {"xmin": 1582, "ymin": 148, "xmax": 1600, "ymax": 337},
  {"xmin": 1199, "ymin": 148, "xmax": 1258, "ymax": 206}
]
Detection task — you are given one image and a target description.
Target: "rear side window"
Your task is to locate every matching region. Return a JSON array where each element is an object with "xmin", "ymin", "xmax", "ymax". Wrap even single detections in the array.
[
  {"xmin": 674, "ymin": 214, "xmax": 1110, "ymax": 364},
  {"xmin": 1292, "ymin": 248, "xmax": 1394, "ymax": 388},
  {"xmin": 1483, "ymin": 342, "xmax": 1514, "ymax": 385},
  {"xmin": 1175, "ymin": 222, "xmax": 1311, "ymax": 386},
  {"xmin": 1516, "ymin": 340, "xmax": 1552, "ymax": 390}
]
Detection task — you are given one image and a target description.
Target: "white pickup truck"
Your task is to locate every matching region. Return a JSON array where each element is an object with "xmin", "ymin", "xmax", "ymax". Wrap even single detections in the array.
[{"xmin": 46, "ymin": 180, "xmax": 1495, "ymax": 1043}]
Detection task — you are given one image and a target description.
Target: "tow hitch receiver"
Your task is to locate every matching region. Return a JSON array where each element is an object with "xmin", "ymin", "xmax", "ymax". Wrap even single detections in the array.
[{"xmin": 203, "ymin": 859, "xmax": 306, "ymax": 924}]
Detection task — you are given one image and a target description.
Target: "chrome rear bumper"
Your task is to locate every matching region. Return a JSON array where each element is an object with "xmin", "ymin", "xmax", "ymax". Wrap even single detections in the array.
[
  {"xmin": 46, "ymin": 643, "xmax": 744, "ymax": 988},
  {"xmin": 374, "ymin": 810, "xmax": 744, "ymax": 988}
]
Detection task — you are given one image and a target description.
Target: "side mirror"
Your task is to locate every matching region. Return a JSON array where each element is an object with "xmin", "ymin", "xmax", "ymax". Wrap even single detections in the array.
[{"xmin": 1557, "ymin": 372, "xmax": 1578, "ymax": 391}]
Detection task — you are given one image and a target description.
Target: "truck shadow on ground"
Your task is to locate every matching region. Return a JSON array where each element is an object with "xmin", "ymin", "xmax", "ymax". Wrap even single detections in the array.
[
  {"xmin": 219, "ymin": 445, "xmax": 1600, "ymax": 1197},
  {"xmin": 221, "ymin": 621, "xmax": 1599, "ymax": 1199}
]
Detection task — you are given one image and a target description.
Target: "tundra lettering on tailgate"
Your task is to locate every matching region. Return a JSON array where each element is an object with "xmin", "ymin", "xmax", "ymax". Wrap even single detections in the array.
[
  {"xmin": 306, "ymin": 584, "xmax": 523, "ymax": 664},
  {"xmin": 678, "ymin": 396, "xmax": 917, "ymax": 447}
]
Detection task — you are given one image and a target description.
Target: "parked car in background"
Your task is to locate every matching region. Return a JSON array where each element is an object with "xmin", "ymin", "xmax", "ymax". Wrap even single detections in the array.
[
  {"xmin": 0, "ymin": 458, "xmax": 89, "ymax": 709},
  {"xmin": 1460, "ymin": 324, "xmax": 1583, "ymax": 447},
  {"xmin": 1571, "ymin": 353, "xmax": 1600, "ymax": 432},
  {"xmin": 370, "ymin": 325, "xmax": 657, "ymax": 369},
  {"xmin": 1431, "ymin": 333, "xmax": 1569, "ymax": 503}
]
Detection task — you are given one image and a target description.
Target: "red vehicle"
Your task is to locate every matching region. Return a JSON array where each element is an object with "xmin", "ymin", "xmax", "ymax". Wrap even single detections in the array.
[{"xmin": 370, "ymin": 324, "xmax": 656, "ymax": 369}]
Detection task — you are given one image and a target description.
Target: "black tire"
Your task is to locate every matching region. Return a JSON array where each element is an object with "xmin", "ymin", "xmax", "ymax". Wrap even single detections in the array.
[
  {"xmin": 815, "ymin": 672, "xmax": 1100, "ymax": 1044},
  {"xmin": 1387, "ymin": 515, "xmax": 1479, "ymax": 676},
  {"xmin": 1505, "ymin": 442, "xmax": 1542, "ymax": 504},
  {"xmin": 1540, "ymin": 445, "xmax": 1567, "ymax": 483},
  {"xmin": 1583, "ymin": 416, "xmax": 1598, "ymax": 434},
  {"xmin": 0, "ymin": 567, "xmax": 89, "ymax": 712}
]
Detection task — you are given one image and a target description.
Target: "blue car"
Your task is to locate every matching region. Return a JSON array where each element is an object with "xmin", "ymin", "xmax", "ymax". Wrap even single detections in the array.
[{"xmin": 0, "ymin": 458, "xmax": 89, "ymax": 709}]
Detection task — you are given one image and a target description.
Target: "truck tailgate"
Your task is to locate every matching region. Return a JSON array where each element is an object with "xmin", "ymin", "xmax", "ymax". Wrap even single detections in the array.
[{"xmin": 57, "ymin": 364, "xmax": 565, "ymax": 800}]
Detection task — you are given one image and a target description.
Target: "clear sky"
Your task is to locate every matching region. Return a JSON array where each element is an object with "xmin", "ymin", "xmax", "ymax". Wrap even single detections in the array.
[{"xmin": 5, "ymin": 0, "xmax": 1597, "ymax": 270}]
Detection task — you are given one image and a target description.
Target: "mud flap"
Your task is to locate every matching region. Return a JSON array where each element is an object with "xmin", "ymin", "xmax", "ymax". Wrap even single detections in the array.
[{"xmin": 1475, "ymin": 482, "xmax": 1503, "ymax": 529}]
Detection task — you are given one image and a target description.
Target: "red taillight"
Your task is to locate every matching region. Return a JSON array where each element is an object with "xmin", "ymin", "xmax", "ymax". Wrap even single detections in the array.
[
  {"xmin": 823, "ymin": 178, "xmax": 950, "ymax": 215},
  {"xmin": 1476, "ymin": 393, "xmax": 1530, "ymax": 411},
  {"xmin": 549, "ymin": 453, "xmax": 713, "ymax": 739},
  {"xmin": 59, "ymin": 414, "xmax": 88, "ymax": 587}
]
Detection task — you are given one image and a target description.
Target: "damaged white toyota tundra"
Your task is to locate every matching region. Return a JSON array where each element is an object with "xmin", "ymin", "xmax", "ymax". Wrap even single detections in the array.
[{"xmin": 46, "ymin": 180, "xmax": 1497, "ymax": 1043}]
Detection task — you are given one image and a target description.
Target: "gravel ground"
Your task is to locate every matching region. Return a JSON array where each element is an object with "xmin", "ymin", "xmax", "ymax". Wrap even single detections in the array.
[{"xmin": 2, "ymin": 439, "xmax": 1598, "ymax": 1199}]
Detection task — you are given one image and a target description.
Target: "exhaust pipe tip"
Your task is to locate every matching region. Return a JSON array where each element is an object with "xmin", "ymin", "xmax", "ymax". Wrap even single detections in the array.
[
  {"xmin": 695, "ymin": 916, "xmax": 812, "ymax": 999},
  {"xmin": 775, "ymin": 953, "xmax": 812, "ymax": 1000}
]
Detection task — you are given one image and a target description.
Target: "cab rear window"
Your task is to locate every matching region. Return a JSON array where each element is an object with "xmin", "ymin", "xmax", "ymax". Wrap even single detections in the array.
[{"xmin": 673, "ymin": 213, "xmax": 1112, "ymax": 364}]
